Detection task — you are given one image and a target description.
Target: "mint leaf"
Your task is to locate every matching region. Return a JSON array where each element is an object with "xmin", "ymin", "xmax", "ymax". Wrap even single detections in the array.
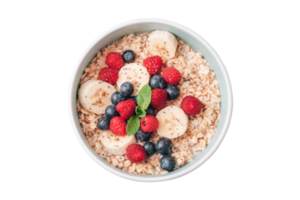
[
  {"xmin": 138, "ymin": 84, "xmax": 151, "ymax": 110},
  {"xmin": 126, "ymin": 115, "xmax": 140, "ymax": 136},
  {"xmin": 136, "ymin": 106, "xmax": 146, "ymax": 118}
]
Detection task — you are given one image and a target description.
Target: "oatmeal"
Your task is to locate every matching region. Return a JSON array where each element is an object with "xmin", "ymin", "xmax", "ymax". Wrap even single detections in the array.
[{"xmin": 77, "ymin": 31, "xmax": 221, "ymax": 174}]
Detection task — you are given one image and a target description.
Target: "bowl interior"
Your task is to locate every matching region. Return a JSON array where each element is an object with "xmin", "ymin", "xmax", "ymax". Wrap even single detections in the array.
[{"xmin": 70, "ymin": 20, "xmax": 231, "ymax": 181}]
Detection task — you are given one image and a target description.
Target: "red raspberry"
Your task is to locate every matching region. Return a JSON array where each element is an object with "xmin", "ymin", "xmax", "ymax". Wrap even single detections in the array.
[
  {"xmin": 99, "ymin": 67, "xmax": 118, "ymax": 85},
  {"xmin": 115, "ymin": 100, "xmax": 136, "ymax": 120},
  {"xmin": 181, "ymin": 96, "xmax": 202, "ymax": 115},
  {"xmin": 126, "ymin": 144, "xmax": 146, "ymax": 163},
  {"xmin": 140, "ymin": 115, "xmax": 159, "ymax": 132},
  {"xmin": 162, "ymin": 67, "xmax": 181, "ymax": 85},
  {"xmin": 150, "ymin": 88, "xmax": 167, "ymax": 110},
  {"xmin": 106, "ymin": 52, "xmax": 125, "ymax": 69},
  {"xmin": 143, "ymin": 56, "xmax": 163, "ymax": 75},
  {"xmin": 109, "ymin": 116, "xmax": 127, "ymax": 136}
]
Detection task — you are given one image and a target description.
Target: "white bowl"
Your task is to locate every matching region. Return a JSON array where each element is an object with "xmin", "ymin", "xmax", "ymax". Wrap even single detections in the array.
[{"xmin": 69, "ymin": 18, "xmax": 233, "ymax": 182}]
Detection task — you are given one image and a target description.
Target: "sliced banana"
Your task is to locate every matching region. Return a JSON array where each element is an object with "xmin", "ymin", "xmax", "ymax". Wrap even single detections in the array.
[
  {"xmin": 156, "ymin": 106, "xmax": 189, "ymax": 139},
  {"xmin": 100, "ymin": 130, "xmax": 136, "ymax": 155},
  {"xmin": 146, "ymin": 30, "xmax": 178, "ymax": 62},
  {"xmin": 117, "ymin": 63, "xmax": 150, "ymax": 96},
  {"xmin": 78, "ymin": 80, "xmax": 116, "ymax": 114}
]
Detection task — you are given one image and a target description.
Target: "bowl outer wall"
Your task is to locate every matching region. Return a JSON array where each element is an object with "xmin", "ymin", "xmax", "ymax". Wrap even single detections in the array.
[{"xmin": 68, "ymin": 18, "xmax": 233, "ymax": 182}]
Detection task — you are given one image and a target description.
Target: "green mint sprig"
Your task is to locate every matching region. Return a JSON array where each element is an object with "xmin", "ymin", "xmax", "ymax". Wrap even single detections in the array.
[
  {"xmin": 137, "ymin": 84, "xmax": 151, "ymax": 110},
  {"xmin": 126, "ymin": 84, "xmax": 151, "ymax": 136},
  {"xmin": 136, "ymin": 106, "xmax": 146, "ymax": 118},
  {"xmin": 126, "ymin": 115, "xmax": 140, "ymax": 136}
]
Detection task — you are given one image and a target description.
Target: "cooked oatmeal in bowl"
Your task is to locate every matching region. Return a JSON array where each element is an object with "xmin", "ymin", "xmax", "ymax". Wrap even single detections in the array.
[{"xmin": 76, "ymin": 30, "xmax": 221, "ymax": 175}]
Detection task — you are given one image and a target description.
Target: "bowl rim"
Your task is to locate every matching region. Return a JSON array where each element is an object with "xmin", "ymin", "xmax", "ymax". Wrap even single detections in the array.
[{"xmin": 68, "ymin": 18, "xmax": 233, "ymax": 182}]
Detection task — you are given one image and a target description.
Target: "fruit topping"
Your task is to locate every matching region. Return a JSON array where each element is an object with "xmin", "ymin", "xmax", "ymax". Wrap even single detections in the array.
[
  {"xmin": 116, "ymin": 100, "xmax": 136, "ymax": 120},
  {"xmin": 146, "ymin": 30, "xmax": 178, "ymax": 61},
  {"xmin": 78, "ymin": 80, "xmax": 116, "ymax": 114},
  {"xmin": 122, "ymin": 50, "xmax": 135, "ymax": 63},
  {"xmin": 143, "ymin": 142, "xmax": 156, "ymax": 156},
  {"xmin": 150, "ymin": 75, "xmax": 166, "ymax": 89},
  {"xmin": 117, "ymin": 63, "xmax": 150, "ymax": 96},
  {"xmin": 97, "ymin": 117, "xmax": 110, "ymax": 130},
  {"xmin": 162, "ymin": 67, "xmax": 181, "ymax": 85},
  {"xmin": 164, "ymin": 85, "xmax": 180, "ymax": 100},
  {"xmin": 120, "ymin": 82, "xmax": 134, "ymax": 97},
  {"xmin": 150, "ymin": 88, "xmax": 167, "ymax": 110},
  {"xmin": 109, "ymin": 116, "xmax": 127, "ymax": 136},
  {"xmin": 145, "ymin": 106, "xmax": 155, "ymax": 116},
  {"xmin": 99, "ymin": 67, "xmax": 119, "ymax": 85},
  {"xmin": 111, "ymin": 91, "xmax": 125, "ymax": 106},
  {"xmin": 143, "ymin": 56, "xmax": 163, "ymax": 75},
  {"xmin": 155, "ymin": 137, "xmax": 172, "ymax": 155},
  {"xmin": 106, "ymin": 52, "xmax": 125, "ymax": 69},
  {"xmin": 135, "ymin": 129, "xmax": 152, "ymax": 142},
  {"xmin": 156, "ymin": 106, "xmax": 188, "ymax": 139},
  {"xmin": 140, "ymin": 115, "xmax": 159, "ymax": 132},
  {"xmin": 160, "ymin": 155, "xmax": 175, "ymax": 171},
  {"xmin": 100, "ymin": 131, "xmax": 136, "ymax": 155},
  {"xmin": 126, "ymin": 143, "xmax": 146, "ymax": 163},
  {"xmin": 181, "ymin": 95, "xmax": 202, "ymax": 115},
  {"xmin": 105, "ymin": 105, "xmax": 119, "ymax": 119}
]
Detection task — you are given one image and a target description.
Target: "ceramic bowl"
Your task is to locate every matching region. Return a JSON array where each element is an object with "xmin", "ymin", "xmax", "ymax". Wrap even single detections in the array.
[{"xmin": 69, "ymin": 18, "xmax": 233, "ymax": 182}]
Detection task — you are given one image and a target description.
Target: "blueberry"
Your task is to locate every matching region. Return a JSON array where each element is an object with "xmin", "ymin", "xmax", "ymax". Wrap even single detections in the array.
[
  {"xmin": 120, "ymin": 82, "xmax": 134, "ymax": 97},
  {"xmin": 122, "ymin": 50, "xmax": 135, "ymax": 63},
  {"xmin": 97, "ymin": 117, "xmax": 110, "ymax": 130},
  {"xmin": 135, "ymin": 129, "xmax": 152, "ymax": 142},
  {"xmin": 111, "ymin": 91, "xmax": 125, "ymax": 105},
  {"xmin": 150, "ymin": 75, "xmax": 166, "ymax": 89},
  {"xmin": 164, "ymin": 85, "xmax": 180, "ymax": 100},
  {"xmin": 143, "ymin": 141, "xmax": 156, "ymax": 156},
  {"xmin": 105, "ymin": 105, "xmax": 119, "ymax": 119},
  {"xmin": 145, "ymin": 106, "xmax": 155, "ymax": 116},
  {"xmin": 127, "ymin": 95, "xmax": 138, "ymax": 105},
  {"xmin": 155, "ymin": 137, "xmax": 172, "ymax": 155},
  {"xmin": 160, "ymin": 155, "xmax": 175, "ymax": 171}
]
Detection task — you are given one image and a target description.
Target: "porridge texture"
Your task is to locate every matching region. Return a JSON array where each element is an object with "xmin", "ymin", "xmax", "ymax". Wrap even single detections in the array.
[{"xmin": 77, "ymin": 32, "xmax": 221, "ymax": 174}]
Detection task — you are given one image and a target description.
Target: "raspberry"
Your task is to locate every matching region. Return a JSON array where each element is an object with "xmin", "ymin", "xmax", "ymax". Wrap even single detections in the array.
[
  {"xmin": 106, "ymin": 52, "xmax": 125, "ymax": 69},
  {"xmin": 162, "ymin": 67, "xmax": 181, "ymax": 85},
  {"xmin": 140, "ymin": 115, "xmax": 159, "ymax": 132},
  {"xmin": 99, "ymin": 67, "xmax": 118, "ymax": 85},
  {"xmin": 109, "ymin": 116, "xmax": 127, "ymax": 136},
  {"xmin": 150, "ymin": 88, "xmax": 167, "ymax": 110},
  {"xmin": 181, "ymin": 96, "xmax": 202, "ymax": 115},
  {"xmin": 115, "ymin": 100, "xmax": 136, "ymax": 120},
  {"xmin": 143, "ymin": 56, "xmax": 163, "ymax": 75},
  {"xmin": 126, "ymin": 144, "xmax": 146, "ymax": 163}
]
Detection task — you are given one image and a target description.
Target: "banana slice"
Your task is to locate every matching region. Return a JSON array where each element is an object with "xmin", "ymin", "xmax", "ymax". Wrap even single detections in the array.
[
  {"xmin": 146, "ymin": 30, "xmax": 178, "ymax": 61},
  {"xmin": 117, "ymin": 63, "xmax": 150, "ymax": 96},
  {"xmin": 156, "ymin": 106, "xmax": 189, "ymax": 139},
  {"xmin": 100, "ymin": 130, "xmax": 136, "ymax": 155},
  {"xmin": 78, "ymin": 80, "xmax": 116, "ymax": 114}
]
